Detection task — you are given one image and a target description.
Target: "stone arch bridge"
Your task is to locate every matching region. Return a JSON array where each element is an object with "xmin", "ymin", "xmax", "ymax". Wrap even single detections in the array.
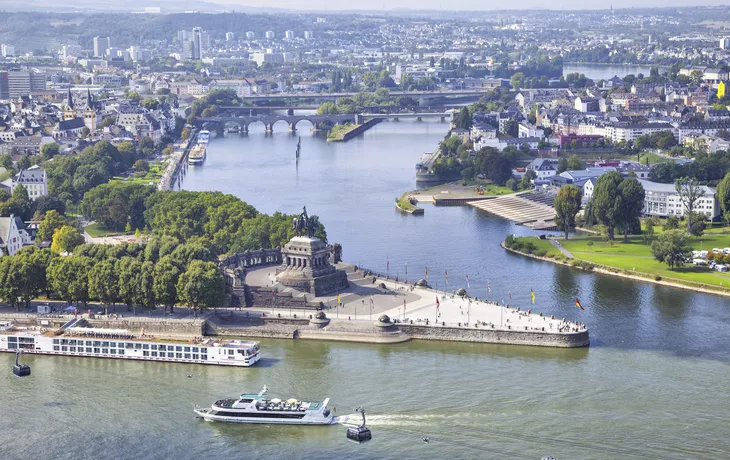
[{"xmin": 199, "ymin": 113, "xmax": 357, "ymax": 134}]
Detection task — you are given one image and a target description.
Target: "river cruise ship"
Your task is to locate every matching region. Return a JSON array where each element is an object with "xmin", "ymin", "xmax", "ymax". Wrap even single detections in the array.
[
  {"xmin": 0, "ymin": 322, "xmax": 260, "ymax": 367},
  {"xmin": 197, "ymin": 130, "xmax": 210, "ymax": 144},
  {"xmin": 188, "ymin": 144, "xmax": 207, "ymax": 165},
  {"xmin": 194, "ymin": 386, "xmax": 334, "ymax": 425}
]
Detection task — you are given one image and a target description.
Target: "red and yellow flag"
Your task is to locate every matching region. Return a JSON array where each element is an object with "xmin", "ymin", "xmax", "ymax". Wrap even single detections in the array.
[{"xmin": 576, "ymin": 299, "xmax": 585, "ymax": 311}]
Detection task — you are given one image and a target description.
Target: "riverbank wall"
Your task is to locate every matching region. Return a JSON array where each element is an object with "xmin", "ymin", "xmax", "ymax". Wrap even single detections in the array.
[
  {"xmin": 502, "ymin": 243, "xmax": 730, "ymax": 298},
  {"xmin": 0, "ymin": 313, "xmax": 206, "ymax": 337},
  {"xmin": 399, "ymin": 324, "xmax": 589, "ymax": 347},
  {"xmin": 159, "ymin": 132, "xmax": 196, "ymax": 191},
  {"xmin": 329, "ymin": 117, "xmax": 383, "ymax": 142}
]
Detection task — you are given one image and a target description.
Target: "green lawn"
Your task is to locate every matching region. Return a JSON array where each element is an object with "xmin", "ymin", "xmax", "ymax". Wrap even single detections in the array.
[
  {"xmin": 479, "ymin": 184, "xmax": 515, "ymax": 196},
  {"xmin": 327, "ymin": 123, "xmax": 358, "ymax": 141},
  {"xmin": 84, "ymin": 223, "xmax": 127, "ymax": 238},
  {"xmin": 111, "ymin": 162, "xmax": 164, "ymax": 186},
  {"xmin": 639, "ymin": 151, "xmax": 675, "ymax": 165},
  {"xmin": 556, "ymin": 233, "xmax": 730, "ymax": 288}
]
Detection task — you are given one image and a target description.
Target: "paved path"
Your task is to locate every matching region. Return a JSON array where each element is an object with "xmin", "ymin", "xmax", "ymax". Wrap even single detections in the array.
[{"xmin": 550, "ymin": 239, "xmax": 574, "ymax": 258}]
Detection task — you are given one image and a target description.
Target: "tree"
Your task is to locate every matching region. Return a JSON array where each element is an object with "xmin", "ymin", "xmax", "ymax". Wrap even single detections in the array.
[
  {"xmin": 506, "ymin": 178, "xmax": 518, "ymax": 191},
  {"xmin": 47, "ymin": 256, "xmax": 93, "ymax": 306},
  {"xmin": 141, "ymin": 97, "xmax": 159, "ymax": 110},
  {"xmin": 29, "ymin": 247, "xmax": 57, "ymax": 298},
  {"xmin": 181, "ymin": 127, "xmax": 190, "ymax": 140},
  {"xmin": 520, "ymin": 169, "xmax": 537, "ymax": 190},
  {"xmin": 37, "ymin": 210, "xmax": 67, "ymax": 243},
  {"xmin": 316, "ymin": 102, "xmax": 337, "ymax": 115},
  {"xmin": 1, "ymin": 184, "xmax": 33, "ymax": 221},
  {"xmin": 135, "ymin": 261, "xmax": 157, "ymax": 311},
  {"xmin": 80, "ymin": 127, "xmax": 90, "ymax": 139},
  {"xmin": 88, "ymin": 259, "xmax": 119, "ymax": 313},
  {"xmin": 591, "ymin": 171, "xmax": 623, "ymax": 240},
  {"xmin": 663, "ymin": 216, "xmax": 680, "ymax": 230},
  {"xmin": 651, "ymin": 230, "xmax": 692, "ymax": 269},
  {"xmin": 557, "ymin": 156, "xmax": 568, "ymax": 173},
  {"xmin": 176, "ymin": 260, "xmax": 225, "ymax": 315},
  {"xmin": 153, "ymin": 256, "xmax": 182, "ymax": 313},
  {"xmin": 117, "ymin": 257, "xmax": 141, "ymax": 313},
  {"xmin": 17, "ymin": 155, "xmax": 31, "ymax": 170},
  {"xmin": 0, "ymin": 153, "xmax": 12, "ymax": 170},
  {"xmin": 133, "ymin": 159, "xmax": 150, "ymax": 172},
  {"xmin": 617, "ymin": 178, "xmax": 646, "ymax": 242},
  {"xmin": 554, "ymin": 185, "xmax": 582, "ymax": 239},
  {"xmin": 716, "ymin": 172, "xmax": 730, "ymax": 225},
  {"xmin": 51, "ymin": 225, "xmax": 85, "ymax": 253},
  {"xmin": 567, "ymin": 154, "xmax": 584, "ymax": 171},
  {"xmin": 41, "ymin": 142, "xmax": 60, "ymax": 160},
  {"xmin": 34, "ymin": 195, "xmax": 66, "ymax": 217},
  {"xmin": 510, "ymin": 72, "xmax": 525, "ymax": 90},
  {"xmin": 675, "ymin": 177, "xmax": 706, "ymax": 231}
]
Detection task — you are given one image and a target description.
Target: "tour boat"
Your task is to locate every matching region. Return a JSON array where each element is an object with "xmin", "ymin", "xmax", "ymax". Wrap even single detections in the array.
[
  {"xmin": 197, "ymin": 130, "xmax": 210, "ymax": 144},
  {"xmin": 0, "ymin": 322, "xmax": 260, "ymax": 367},
  {"xmin": 188, "ymin": 144, "xmax": 206, "ymax": 165},
  {"xmin": 194, "ymin": 386, "xmax": 334, "ymax": 425}
]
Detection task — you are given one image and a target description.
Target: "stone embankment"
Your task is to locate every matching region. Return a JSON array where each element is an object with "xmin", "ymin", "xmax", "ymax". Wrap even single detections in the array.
[
  {"xmin": 328, "ymin": 118, "xmax": 382, "ymax": 142},
  {"xmin": 399, "ymin": 324, "xmax": 589, "ymax": 347}
]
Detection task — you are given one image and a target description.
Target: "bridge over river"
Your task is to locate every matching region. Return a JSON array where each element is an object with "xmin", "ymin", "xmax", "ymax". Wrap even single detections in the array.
[{"xmin": 199, "ymin": 110, "xmax": 454, "ymax": 134}]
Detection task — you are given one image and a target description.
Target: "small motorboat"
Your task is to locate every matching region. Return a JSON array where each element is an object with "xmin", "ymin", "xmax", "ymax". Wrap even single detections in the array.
[{"xmin": 13, "ymin": 350, "xmax": 30, "ymax": 377}]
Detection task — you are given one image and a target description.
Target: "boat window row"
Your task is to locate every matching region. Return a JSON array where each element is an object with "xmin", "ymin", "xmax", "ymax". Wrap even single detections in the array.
[
  {"xmin": 52, "ymin": 339, "xmax": 204, "ymax": 353},
  {"xmin": 209, "ymin": 411, "xmax": 306, "ymax": 419},
  {"xmin": 7, "ymin": 337, "xmax": 34, "ymax": 343},
  {"xmin": 50, "ymin": 345, "xmax": 208, "ymax": 359}
]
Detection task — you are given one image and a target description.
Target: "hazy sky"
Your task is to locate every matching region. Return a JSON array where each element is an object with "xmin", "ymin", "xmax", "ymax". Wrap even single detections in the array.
[{"xmin": 209, "ymin": 0, "xmax": 730, "ymax": 11}]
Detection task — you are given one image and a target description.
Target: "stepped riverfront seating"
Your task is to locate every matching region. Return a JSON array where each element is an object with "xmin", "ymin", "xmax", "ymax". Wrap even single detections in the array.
[{"xmin": 469, "ymin": 193, "xmax": 557, "ymax": 229}]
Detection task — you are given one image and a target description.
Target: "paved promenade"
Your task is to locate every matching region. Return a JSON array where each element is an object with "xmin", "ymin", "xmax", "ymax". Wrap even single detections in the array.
[{"xmin": 245, "ymin": 266, "xmax": 586, "ymax": 334}]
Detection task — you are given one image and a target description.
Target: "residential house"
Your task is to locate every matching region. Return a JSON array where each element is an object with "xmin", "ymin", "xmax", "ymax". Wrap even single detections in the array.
[
  {"xmin": 0, "ymin": 214, "xmax": 31, "ymax": 256},
  {"xmin": 526, "ymin": 158, "xmax": 558, "ymax": 180}
]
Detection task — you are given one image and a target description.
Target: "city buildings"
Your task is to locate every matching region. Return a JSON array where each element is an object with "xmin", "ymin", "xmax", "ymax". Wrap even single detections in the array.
[
  {"xmin": 265, "ymin": 31, "xmax": 275, "ymax": 39},
  {"xmin": 226, "ymin": 32, "xmax": 235, "ymax": 41},
  {"xmin": 285, "ymin": 30, "xmax": 295, "ymax": 40},
  {"xmin": 1, "ymin": 44, "xmax": 15, "ymax": 57},
  {"xmin": 0, "ymin": 70, "xmax": 46, "ymax": 99},
  {"xmin": 93, "ymin": 36, "xmax": 110, "ymax": 57}
]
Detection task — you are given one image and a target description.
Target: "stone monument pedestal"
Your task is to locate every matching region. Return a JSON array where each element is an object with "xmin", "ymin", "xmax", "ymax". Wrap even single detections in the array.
[{"xmin": 276, "ymin": 236, "xmax": 348, "ymax": 296}]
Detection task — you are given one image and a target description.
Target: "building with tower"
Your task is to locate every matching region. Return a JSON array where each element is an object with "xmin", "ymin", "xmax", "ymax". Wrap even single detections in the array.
[{"xmin": 56, "ymin": 88, "xmax": 99, "ymax": 137}]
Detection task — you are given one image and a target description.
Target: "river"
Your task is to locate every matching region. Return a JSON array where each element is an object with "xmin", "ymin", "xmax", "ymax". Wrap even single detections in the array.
[
  {"xmin": 3, "ymin": 120, "xmax": 730, "ymax": 459},
  {"xmin": 563, "ymin": 63, "xmax": 654, "ymax": 81}
]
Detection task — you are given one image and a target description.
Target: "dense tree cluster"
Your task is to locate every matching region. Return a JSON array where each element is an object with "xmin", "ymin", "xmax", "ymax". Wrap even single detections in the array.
[
  {"xmin": 649, "ymin": 150, "xmax": 730, "ymax": 184},
  {"xmin": 316, "ymin": 89, "xmax": 417, "ymax": 115},
  {"xmin": 587, "ymin": 171, "xmax": 645, "ymax": 241}
]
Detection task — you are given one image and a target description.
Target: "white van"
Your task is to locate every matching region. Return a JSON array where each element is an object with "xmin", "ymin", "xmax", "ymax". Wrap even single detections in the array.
[
  {"xmin": 693, "ymin": 259, "xmax": 708, "ymax": 266},
  {"xmin": 715, "ymin": 264, "xmax": 729, "ymax": 272}
]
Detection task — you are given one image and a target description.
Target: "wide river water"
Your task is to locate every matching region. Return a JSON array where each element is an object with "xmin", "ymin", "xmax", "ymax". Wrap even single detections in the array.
[{"xmin": 3, "ymin": 120, "xmax": 730, "ymax": 459}]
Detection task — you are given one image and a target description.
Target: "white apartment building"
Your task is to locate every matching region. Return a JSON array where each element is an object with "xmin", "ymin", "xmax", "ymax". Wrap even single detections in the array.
[
  {"xmin": 604, "ymin": 122, "xmax": 675, "ymax": 143},
  {"xmin": 12, "ymin": 167, "xmax": 47, "ymax": 200},
  {"xmin": 640, "ymin": 180, "xmax": 719, "ymax": 219}
]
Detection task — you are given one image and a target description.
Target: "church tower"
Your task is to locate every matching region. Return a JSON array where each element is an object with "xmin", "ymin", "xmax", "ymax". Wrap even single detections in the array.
[
  {"xmin": 63, "ymin": 89, "xmax": 76, "ymax": 121},
  {"xmin": 83, "ymin": 88, "xmax": 97, "ymax": 132}
]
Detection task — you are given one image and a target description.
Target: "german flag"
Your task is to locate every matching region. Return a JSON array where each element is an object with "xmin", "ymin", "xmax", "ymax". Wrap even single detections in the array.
[{"xmin": 576, "ymin": 299, "xmax": 585, "ymax": 311}]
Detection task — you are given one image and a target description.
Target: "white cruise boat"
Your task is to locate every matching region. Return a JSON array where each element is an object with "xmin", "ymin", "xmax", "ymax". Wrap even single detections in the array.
[
  {"xmin": 188, "ymin": 144, "xmax": 206, "ymax": 165},
  {"xmin": 0, "ymin": 322, "xmax": 260, "ymax": 367},
  {"xmin": 194, "ymin": 386, "xmax": 334, "ymax": 425},
  {"xmin": 197, "ymin": 130, "xmax": 210, "ymax": 144}
]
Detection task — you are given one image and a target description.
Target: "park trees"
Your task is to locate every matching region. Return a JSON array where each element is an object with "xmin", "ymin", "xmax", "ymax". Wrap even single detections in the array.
[
  {"xmin": 554, "ymin": 185, "xmax": 582, "ymax": 239},
  {"xmin": 48, "ymin": 256, "xmax": 93, "ymax": 306},
  {"xmin": 557, "ymin": 157, "xmax": 568, "ymax": 173},
  {"xmin": 590, "ymin": 171, "xmax": 624, "ymax": 240},
  {"xmin": 617, "ymin": 178, "xmax": 646, "ymax": 242},
  {"xmin": 88, "ymin": 259, "xmax": 119, "ymax": 313},
  {"xmin": 118, "ymin": 257, "xmax": 141, "ymax": 312},
  {"xmin": 37, "ymin": 210, "xmax": 67, "ymax": 243},
  {"xmin": 651, "ymin": 230, "xmax": 692, "ymax": 269},
  {"xmin": 715, "ymin": 172, "xmax": 730, "ymax": 225},
  {"xmin": 153, "ymin": 256, "xmax": 182, "ymax": 313},
  {"xmin": 1, "ymin": 184, "xmax": 33, "ymax": 221},
  {"xmin": 80, "ymin": 182, "xmax": 154, "ymax": 232},
  {"xmin": 176, "ymin": 260, "xmax": 225, "ymax": 315},
  {"xmin": 674, "ymin": 177, "xmax": 706, "ymax": 231},
  {"xmin": 135, "ymin": 261, "xmax": 157, "ymax": 311},
  {"xmin": 520, "ymin": 169, "xmax": 537, "ymax": 190},
  {"xmin": 567, "ymin": 154, "xmax": 584, "ymax": 171},
  {"xmin": 41, "ymin": 142, "xmax": 60, "ymax": 161},
  {"xmin": 51, "ymin": 225, "xmax": 85, "ymax": 253}
]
